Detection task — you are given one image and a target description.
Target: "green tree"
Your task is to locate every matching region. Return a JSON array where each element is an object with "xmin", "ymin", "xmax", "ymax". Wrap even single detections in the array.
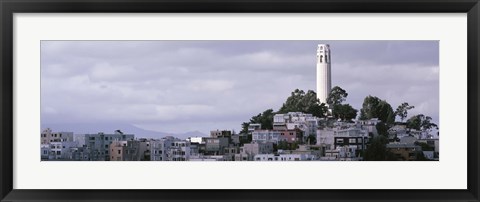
[
  {"xmin": 375, "ymin": 122, "xmax": 390, "ymax": 136},
  {"xmin": 327, "ymin": 86, "xmax": 348, "ymax": 106},
  {"xmin": 359, "ymin": 95, "xmax": 395, "ymax": 124},
  {"xmin": 364, "ymin": 135, "xmax": 395, "ymax": 161},
  {"xmin": 414, "ymin": 141, "xmax": 434, "ymax": 151},
  {"xmin": 395, "ymin": 102, "xmax": 415, "ymax": 122},
  {"xmin": 278, "ymin": 89, "xmax": 328, "ymax": 118},
  {"xmin": 406, "ymin": 114, "xmax": 438, "ymax": 131},
  {"xmin": 250, "ymin": 109, "xmax": 276, "ymax": 130},
  {"xmin": 326, "ymin": 86, "xmax": 358, "ymax": 121},
  {"xmin": 240, "ymin": 122, "xmax": 250, "ymax": 134},
  {"xmin": 306, "ymin": 135, "xmax": 317, "ymax": 145},
  {"xmin": 332, "ymin": 104, "xmax": 358, "ymax": 121}
]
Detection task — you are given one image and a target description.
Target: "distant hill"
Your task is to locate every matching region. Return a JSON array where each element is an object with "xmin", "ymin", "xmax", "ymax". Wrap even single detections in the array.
[{"xmin": 40, "ymin": 122, "xmax": 207, "ymax": 140}]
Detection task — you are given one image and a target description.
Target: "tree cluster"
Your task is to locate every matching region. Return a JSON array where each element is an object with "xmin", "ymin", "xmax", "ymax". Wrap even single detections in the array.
[{"xmin": 328, "ymin": 86, "xmax": 358, "ymax": 121}]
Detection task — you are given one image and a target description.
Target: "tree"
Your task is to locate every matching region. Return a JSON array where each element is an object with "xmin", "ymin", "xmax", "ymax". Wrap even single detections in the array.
[
  {"xmin": 414, "ymin": 141, "xmax": 434, "ymax": 151},
  {"xmin": 327, "ymin": 86, "xmax": 348, "ymax": 106},
  {"xmin": 359, "ymin": 95, "xmax": 395, "ymax": 125},
  {"xmin": 306, "ymin": 102, "xmax": 329, "ymax": 118},
  {"xmin": 395, "ymin": 102, "xmax": 415, "ymax": 122},
  {"xmin": 250, "ymin": 109, "xmax": 275, "ymax": 130},
  {"xmin": 406, "ymin": 114, "xmax": 438, "ymax": 131},
  {"xmin": 278, "ymin": 89, "xmax": 328, "ymax": 118},
  {"xmin": 364, "ymin": 135, "xmax": 395, "ymax": 161},
  {"xmin": 375, "ymin": 122, "xmax": 390, "ymax": 136},
  {"xmin": 240, "ymin": 122, "xmax": 250, "ymax": 134},
  {"xmin": 332, "ymin": 104, "xmax": 358, "ymax": 121},
  {"xmin": 306, "ymin": 135, "xmax": 317, "ymax": 145},
  {"xmin": 326, "ymin": 86, "xmax": 358, "ymax": 121}
]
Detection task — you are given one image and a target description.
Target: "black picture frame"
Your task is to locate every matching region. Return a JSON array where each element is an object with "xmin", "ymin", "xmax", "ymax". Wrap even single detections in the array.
[{"xmin": 1, "ymin": 0, "xmax": 479, "ymax": 201}]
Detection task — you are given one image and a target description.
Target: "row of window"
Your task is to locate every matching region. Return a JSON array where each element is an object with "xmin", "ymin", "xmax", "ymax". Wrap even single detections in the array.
[{"xmin": 41, "ymin": 133, "xmax": 64, "ymax": 138}]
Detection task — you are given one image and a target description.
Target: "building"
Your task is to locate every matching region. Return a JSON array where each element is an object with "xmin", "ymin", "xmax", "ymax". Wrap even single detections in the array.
[
  {"xmin": 204, "ymin": 137, "xmax": 230, "ymax": 155},
  {"xmin": 83, "ymin": 131, "xmax": 135, "ymax": 161},
  {"xmin": 252, "ymin": 130, "xmax": 282, "ymax": 143},
  {"xmin": 322, "ymin": 146, "xmax": 360, "ymax": 161},
  {"xmin": 386, "ymin": 143, "xmax": 423, "ymax": 161},
  {"xmin": 150, "ymin": 137, "xmax": 175, "ymax": 161},
  {"xmin": 166, "ymin": 140, "xmax": 192, "ymax": 161},
  {"xmin": 108, "ymin": 139, "xmax": 150, "ymax": 161},
  {"xmin": 41, "ymin": 128, "xmax": 74, "ymax": 144},
  {"xmin": 44, "ymin": 141, "xmax": 78, "ymax": 160},
  {"xmin": 248, "ymin": 124, "xmax": 262, "ymax": 132},
  {"xmin": 316, "ymin": 43, "xmax": 331, "ymax": 104},
  {"xmin": 254, "ymin": 153, "xmax": 316, "ymax": 161},
  {"xmin": 210, "ymin": 130, "xmax": 232, "ymax": 138},
  {"xmin": 235, "ymin": 142, "xmax": 274, "ymax": 161},
  {"xmin": 273, "ymin": 112, "xmax": 319, "ymax": 138},
  {"xmin": 278, "ymin": 129, "xmax": 302, "ymax": 143},
  {"xmin": 333, "ymin": 127, "xmax": 368, "ymax": 156}
]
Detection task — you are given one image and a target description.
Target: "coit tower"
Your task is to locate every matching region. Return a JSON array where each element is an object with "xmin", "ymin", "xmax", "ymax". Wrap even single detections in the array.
[{"xmin": 316, "ymin": 44, "xmax": 331, "ymax": 104}]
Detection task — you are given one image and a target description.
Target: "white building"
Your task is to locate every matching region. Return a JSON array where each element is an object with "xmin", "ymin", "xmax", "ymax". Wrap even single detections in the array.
[
  {"xmin": 45, "ymin": 141, "xmax": 79, "ymax": 160},
  {"xmin": 273, "ymin": 112, "xmax": 319, "ymax": 138},
  {"xmin": 322, "ymin": 146, "xmax": 360, "ymax": 161},
  {"xmin": 235, "ymin": 142, "xmax": 274, "ymax": 161},
  {"xmin": 166, "ymin": 140, "xmax": 192, "ymax": 161},
  {"xmin": 254, "ymin": 153, "xmax": 316, "ymax": 161},
  {"xmin": 248, "ymin": 123, "xmax": 262, "ymax": 132},
  {"xmin": 187, "ymin": 136, "xmax": 204, "ymax": 144},
  {"xmin": 252, "ymin": 130, "xmax": 282, "ymax": 143},
  {"xmin": 316, "ymin": 44, "xmax": 331, "ymax": 104},
  {"xmin": 316, "ymin": 128, "xmax": 335, "ymax": 146}
]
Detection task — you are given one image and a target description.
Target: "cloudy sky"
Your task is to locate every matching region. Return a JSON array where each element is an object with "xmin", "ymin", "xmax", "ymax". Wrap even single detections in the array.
[{"xmin": 41, "ymin": 40, "xmax": 439, "ymax": 135}]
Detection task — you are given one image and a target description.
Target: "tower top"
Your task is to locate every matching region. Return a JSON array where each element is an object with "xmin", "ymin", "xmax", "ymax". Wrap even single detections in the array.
[
  {"xmin": 316, "ymin": 44, "xmax": 331, "ymax": 64},
  {"xmin": 316, "ymin": 44, "xmax": 330, "ymax": 55}
]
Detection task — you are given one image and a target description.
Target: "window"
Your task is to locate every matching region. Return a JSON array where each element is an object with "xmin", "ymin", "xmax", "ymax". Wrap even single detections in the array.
[
  {"xmin": 349, "ymin": 139, "xmax": 356, "ymax": 143},
  {"xmin": 118, "ymin": 150, "xmax": 121, "ymax": 154}
]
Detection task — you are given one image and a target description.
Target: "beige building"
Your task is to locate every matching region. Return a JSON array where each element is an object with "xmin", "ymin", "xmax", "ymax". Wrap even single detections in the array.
[{"xmin": 41, "ymin": 128, "xmax": 74, "ymax": 144}]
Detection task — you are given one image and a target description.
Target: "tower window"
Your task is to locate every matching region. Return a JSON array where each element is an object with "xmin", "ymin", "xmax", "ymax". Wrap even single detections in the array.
[{"xmin": 320, "ymin": 55, "xmax": 323, "ymax": 63}]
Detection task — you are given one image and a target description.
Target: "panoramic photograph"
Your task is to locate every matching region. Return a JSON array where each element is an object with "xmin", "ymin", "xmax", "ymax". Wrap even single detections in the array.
[{"xmin": 40, "ymin": 40, "xmax": 439, "ymax": 161}]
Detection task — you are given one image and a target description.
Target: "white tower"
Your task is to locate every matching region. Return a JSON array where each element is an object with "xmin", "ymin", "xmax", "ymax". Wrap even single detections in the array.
[{"xmin": 316, "ymin": 44, "xmax": 331, "ymax": 104}]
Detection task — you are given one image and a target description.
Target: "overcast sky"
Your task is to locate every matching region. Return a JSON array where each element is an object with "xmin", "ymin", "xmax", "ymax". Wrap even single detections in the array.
[{"xmin": 41, "ymin": 40, "xmax": 439, "ymax": 135}]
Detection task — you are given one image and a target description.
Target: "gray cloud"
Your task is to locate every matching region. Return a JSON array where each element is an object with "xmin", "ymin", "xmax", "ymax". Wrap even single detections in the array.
[{"xmin": 41, "ymin": 40, "xmax": 439, "ymax": 134}]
